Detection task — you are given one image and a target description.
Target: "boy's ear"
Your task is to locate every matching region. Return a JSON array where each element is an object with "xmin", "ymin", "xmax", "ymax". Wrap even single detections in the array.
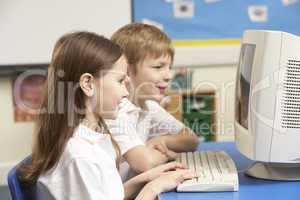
[{"xmin": 79, "ymin": 73, "xmax": 95, "ymax": 97}]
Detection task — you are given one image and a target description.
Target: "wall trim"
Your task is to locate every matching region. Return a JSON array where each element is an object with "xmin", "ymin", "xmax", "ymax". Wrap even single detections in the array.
[{"xmin": 174, "ymin": 45, "xmax": 240, "ymax": 67}]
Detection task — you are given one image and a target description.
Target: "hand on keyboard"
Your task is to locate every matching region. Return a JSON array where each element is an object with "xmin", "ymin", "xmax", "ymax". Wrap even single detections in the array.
[
  {"xmin": 147, "ymin": 169, "xmax": 197, "ymax": 195},
  {"xmin": 142, "ymin": 161, "xmax": 186, "ymax": 182}
]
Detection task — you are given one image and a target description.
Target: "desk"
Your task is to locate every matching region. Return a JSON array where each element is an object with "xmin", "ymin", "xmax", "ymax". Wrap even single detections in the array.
[{"xmin": 159, "ymin": 142, "xmax": 300, "ymax": 200}]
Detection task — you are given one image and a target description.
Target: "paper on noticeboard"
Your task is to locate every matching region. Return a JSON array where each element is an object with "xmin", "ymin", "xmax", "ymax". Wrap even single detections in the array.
[
  {"xmin": 248, "ymin": 5, "xmax": 268, "ymax": 23},
  {"xmin": 173, "ymin": 0, "xmax": 195, "ymax": 18},
  {"xmin": 282, "ymin": 0, "xmax": 299, "ymax": 6}
]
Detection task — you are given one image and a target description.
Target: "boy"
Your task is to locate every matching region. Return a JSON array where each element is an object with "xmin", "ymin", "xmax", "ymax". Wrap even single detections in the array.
[{"xmin": 107, "ymin": 23, "xmax": 199, "ymax": 181}]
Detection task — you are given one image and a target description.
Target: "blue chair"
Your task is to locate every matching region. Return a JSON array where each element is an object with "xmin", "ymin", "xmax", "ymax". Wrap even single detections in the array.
[{"xmin": 7, "ymin": 156, "xmax": 36, "ymax": 200}]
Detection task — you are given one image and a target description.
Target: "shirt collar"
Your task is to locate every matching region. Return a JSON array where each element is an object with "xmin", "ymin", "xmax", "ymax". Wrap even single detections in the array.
[
  {"xmin": 119, "ymin": 98, "xmax": 141, "ymax": 113},
  {"xmin": 73, "ymin": 124, "xmax": 111, "ymax": 144},
  {"xmin": 120, "ymin": 98, "xmax": 159, "ymax": 116}
]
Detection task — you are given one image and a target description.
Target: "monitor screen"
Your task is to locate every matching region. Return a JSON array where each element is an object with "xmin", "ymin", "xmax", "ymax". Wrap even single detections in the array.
[{"xmin": 236, "ymin": 44, "xmax": 256, "ymax": 129}]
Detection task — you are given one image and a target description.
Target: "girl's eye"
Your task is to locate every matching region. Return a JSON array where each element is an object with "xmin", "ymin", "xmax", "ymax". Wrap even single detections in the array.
[
  {"xmin": 119, "ymin": 78, "xmax": 125, "ymax": 83},
  {"xmin": 152, "ymin": 65, "xmax": 163, "ymax": 69}
]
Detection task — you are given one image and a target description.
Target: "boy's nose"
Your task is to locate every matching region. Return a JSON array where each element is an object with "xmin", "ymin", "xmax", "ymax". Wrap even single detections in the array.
[{"xmin": 163, "ymin": 70, "xmax": 172, "ymax": 82}]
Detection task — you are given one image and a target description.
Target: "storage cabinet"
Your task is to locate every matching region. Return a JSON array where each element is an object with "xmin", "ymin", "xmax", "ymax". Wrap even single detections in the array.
[{"xmin": 164, "ymin": 90, "xmax": 216, "ymax": 141}]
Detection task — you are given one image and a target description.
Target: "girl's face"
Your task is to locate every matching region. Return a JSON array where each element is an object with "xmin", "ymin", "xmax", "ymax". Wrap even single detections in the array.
[{"xmin": 95, "ymin": 55, "xmax": 129, "ymax": 119}]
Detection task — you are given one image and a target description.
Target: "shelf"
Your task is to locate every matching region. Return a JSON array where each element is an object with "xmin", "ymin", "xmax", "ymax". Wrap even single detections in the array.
[{"xmin": 164, "ymin": 90, "xmax": 217, "ymax": 141}]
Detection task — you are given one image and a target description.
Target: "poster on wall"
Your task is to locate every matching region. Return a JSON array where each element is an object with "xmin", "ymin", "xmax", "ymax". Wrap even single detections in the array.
[{"xmin": 12, "ymin": 74, "xmax": 46, "ymax": 122}]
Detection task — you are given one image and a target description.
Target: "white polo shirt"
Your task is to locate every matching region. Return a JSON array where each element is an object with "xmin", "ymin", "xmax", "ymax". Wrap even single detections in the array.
[
  {"xmin": 106, "ymin": 98, "xmax": 184, "ymax": 181},
  {"xmin": 37, "ymin": 124, "xmax": 124, "ymax": 200}
]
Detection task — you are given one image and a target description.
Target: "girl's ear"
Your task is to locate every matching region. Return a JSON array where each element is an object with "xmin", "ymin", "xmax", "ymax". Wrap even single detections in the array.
[{"xmin": 79, "ymin": 73, "xmax": 95, "ymax": 97}]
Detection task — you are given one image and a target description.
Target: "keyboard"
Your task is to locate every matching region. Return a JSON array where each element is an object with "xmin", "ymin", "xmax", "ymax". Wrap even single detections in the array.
[{"xmin": 176, "ymin": 151, "xmax": 239, "ymax": 192}]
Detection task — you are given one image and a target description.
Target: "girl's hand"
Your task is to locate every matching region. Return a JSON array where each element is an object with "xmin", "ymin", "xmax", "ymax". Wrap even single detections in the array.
[
  {"xmin": 134, "ymin": 166, "xmax": 197, "ymax": 200},
  {"xmin": 143, "ymin": 162, "xmax": 187, "ymax": 182},
  {"xmin": 148, "ymin": 169, "xmax": 197, "ymax": 195}
]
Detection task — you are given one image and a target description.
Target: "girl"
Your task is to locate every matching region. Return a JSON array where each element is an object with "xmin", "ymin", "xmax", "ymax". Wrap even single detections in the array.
[{"xmin": 19, "ymin": 31, "xmax": 196, "ymax": 200}]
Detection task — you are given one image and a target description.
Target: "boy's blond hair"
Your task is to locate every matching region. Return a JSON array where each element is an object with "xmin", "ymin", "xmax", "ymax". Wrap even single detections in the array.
[{"xmin": 111, "ymin": 23, "xmax": 174, "ymax": 72}]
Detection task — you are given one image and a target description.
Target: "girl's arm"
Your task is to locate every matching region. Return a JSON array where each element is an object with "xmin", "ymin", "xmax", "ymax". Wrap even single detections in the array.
[
  {"xmin": 123, "ymin": 170, "xmax": 148, "ymax": 200},
  {"xmin": 134, "ymin": 182, "xmax": 157, "ymax": 200},
  {"xmin": 123, "ymin": 162, "xmax": 188, "ymax": 200}
]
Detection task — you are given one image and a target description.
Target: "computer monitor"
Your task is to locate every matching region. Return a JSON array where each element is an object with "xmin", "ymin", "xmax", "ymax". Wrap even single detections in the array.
[{"xmin": 235, "ymin": 30, "xmax": 300, "ymax": 180}]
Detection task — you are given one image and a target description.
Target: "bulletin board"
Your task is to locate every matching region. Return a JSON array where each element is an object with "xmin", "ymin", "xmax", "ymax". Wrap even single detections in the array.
[{"xmin": 132, "ymin": 0, "xmax": 300, "ymax": 42}]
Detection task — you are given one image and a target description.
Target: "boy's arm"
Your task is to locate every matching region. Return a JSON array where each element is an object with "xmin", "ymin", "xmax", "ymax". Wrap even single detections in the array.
[
  {"xmin": 107, "ymin": 115, "xmax": 175, "ymax": 173},
  {"xmin": 147, "ymin": 101, "xmax": 199, "ymax": 153},
  {"xmin": 123, "ymin": 145, "xmax": 175, "ymax": 173},
  {"xmin": 148, "ymin": 127, "xmax": 199, "ymax": 153}
]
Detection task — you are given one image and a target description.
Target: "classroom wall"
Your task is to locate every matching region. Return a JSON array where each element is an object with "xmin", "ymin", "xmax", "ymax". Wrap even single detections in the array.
[
  {"xmin": 0, "ymin": 0, "xmax": 131, "ymax": 186},
  {"xmin": 0, "ymin": 77, "xmax": 34, "ymax": 185},
  {"xmin": 174, "ymin": 44, "xmax": 240, "ymax": 141},
  {"xmin": 192, "ymin": 65, "xmax": 237, "ymax": 141}
]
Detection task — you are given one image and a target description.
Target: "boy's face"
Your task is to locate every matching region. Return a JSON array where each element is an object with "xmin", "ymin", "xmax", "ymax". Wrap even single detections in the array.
[{"xmin": 129, "ymin": 55, "xmax": 172, "ymax": 103}]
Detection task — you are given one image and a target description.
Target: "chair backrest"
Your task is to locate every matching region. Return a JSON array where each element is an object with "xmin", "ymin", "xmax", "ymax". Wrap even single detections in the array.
[{"xmin": 7, "ymin": 156, "xmax": 35, "ymax": 200}]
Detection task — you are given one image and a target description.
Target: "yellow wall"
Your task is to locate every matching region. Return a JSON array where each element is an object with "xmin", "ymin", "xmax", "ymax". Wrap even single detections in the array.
[{"xmin": 0, "ymin": 77, "xmax": 34, "ymax": 185}]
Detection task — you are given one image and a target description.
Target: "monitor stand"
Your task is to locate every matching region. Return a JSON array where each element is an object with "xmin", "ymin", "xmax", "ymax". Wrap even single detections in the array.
[{"xmin": 246, "ymin": 162, "xmax": 300, "ymax": 180}]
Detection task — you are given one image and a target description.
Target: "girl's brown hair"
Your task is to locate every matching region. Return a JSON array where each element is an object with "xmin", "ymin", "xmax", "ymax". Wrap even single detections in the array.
[{"xmin": 19, "ymin": 31, "xmax": 122, "ymax": 185}]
